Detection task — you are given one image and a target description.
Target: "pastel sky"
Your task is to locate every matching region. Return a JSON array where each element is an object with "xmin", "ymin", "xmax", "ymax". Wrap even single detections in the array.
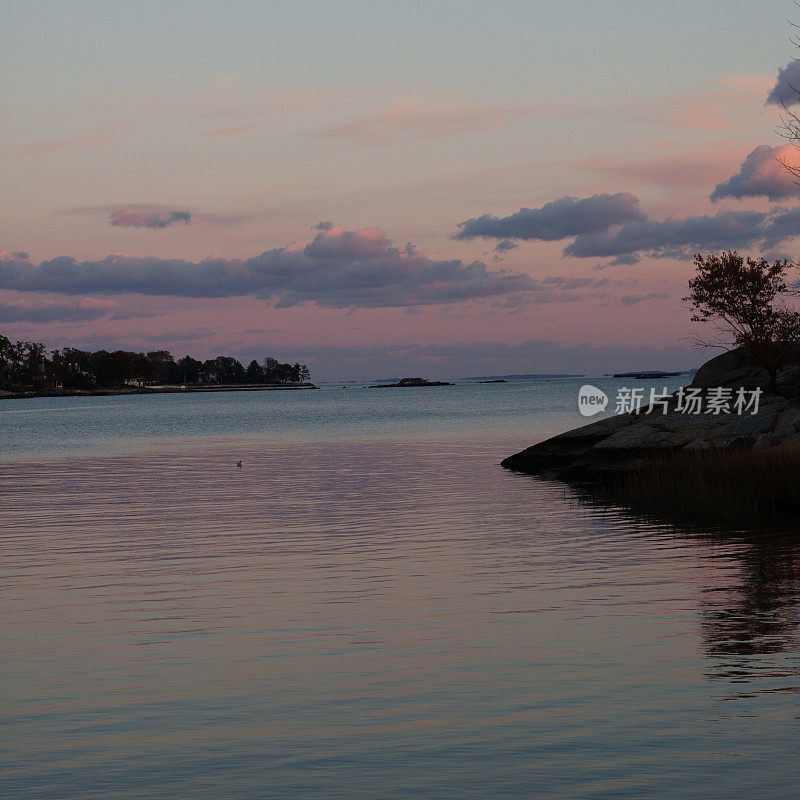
[{"xmin": 2, "ymin": 0, "xmax": 800, "ymax": 380}]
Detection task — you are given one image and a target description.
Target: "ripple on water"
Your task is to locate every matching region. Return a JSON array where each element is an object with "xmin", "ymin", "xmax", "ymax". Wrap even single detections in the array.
[{"xmin": 1, "ymin": 435, "xmax": 799, "ymax": 799}]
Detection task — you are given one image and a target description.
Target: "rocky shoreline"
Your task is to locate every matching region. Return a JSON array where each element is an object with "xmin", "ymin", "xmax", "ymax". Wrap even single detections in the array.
[{"xmin": 501, "ymin": 348, "xmax": 800, "ymax": 478}]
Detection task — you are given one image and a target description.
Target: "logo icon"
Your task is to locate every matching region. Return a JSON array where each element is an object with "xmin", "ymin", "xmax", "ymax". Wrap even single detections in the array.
[{"xmin": 578, "ymin": 384, "xmax": 609, "ymax": 417}]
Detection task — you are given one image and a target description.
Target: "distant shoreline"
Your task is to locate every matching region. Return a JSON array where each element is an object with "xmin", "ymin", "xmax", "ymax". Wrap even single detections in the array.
[
  {"xmin": 0, "ymin": 383, "xmax": 319, "ymax": 400},
  {"xmin": 368, "ymin": 379, "xmax": 453, "ymax": 388}
]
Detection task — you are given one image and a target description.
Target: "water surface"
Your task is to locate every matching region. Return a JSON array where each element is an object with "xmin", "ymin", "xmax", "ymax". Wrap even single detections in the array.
[{"xmin": 1, "ymin": 381, "xmax": 798, "ymax": 798}]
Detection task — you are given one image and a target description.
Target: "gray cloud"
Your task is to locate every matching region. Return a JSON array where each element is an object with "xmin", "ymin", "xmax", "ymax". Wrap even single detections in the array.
[
  {"xmin": 0, "ymin": 300, "xmax": 111, "ymax": 323},
  {"xmin": 563, "ymin": 207, "xmax": 800, "ymax": 260},
  {"xmin": 313, "ymin": 221, "xmax": 334, "ymax": 231},
  {"xmin": 710, "ymin": 144, "xmax": 800, "ymax": 201},
  {"xmin": 108, "ymin": 310, "xmax": 163, "ymax": 321},
  {"xmin": 541, "ymin": 275, "xmax": 605, "ymax": 290},
  {"xmin": 455, "ymin": 193, "xmax": 646, "ymax": 242},
  {"xmin": 766, "ymin": 61, "xmax": 800, "ymax": 107},
  {"xmin": 0, "ymin": 226, "xmax": 566, "ymax": 308},
  {"xmin": 65, "ymin": 204, "xmax": 255, "ymax": 228},
  {"xmin": 594, "ymin": 253, "xmax": 641, "ymax": 270},
  {"xmin": 620, "ymin": 292, "xmax": 670, "ymax": 306},
  {"xmin": 109, "ymin": 209, "xmax": 192, "ymax": 229},
  {"xmin": 758, "ymin": 206, "xmax": 800, "ymax": 246},
  {"xmin": 494, "ymin": 239, "xmax": 518, "ymax": 252}
]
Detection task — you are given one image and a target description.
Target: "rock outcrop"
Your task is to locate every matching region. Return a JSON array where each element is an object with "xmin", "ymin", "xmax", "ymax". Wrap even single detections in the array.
[
  {"xmin": 368, "ymin": 377, "xmax": 453, "ymax": 388},
  {"xmin": 690, "ymin": 344, "xmax": 800, "ymax": 395},
  {"xmin": 501, "ymin": 348, "xmax": 800, "ymax": 478}
]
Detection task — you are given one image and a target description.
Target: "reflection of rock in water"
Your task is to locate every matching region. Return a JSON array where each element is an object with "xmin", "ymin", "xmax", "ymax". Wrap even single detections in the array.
[
  {"xmin": 698, "ymin": 533, "xmax": 800, "ymax": 685},
  {"xmin": 559, "ymin": 479, "xmax": 800, "ymax": 692}
]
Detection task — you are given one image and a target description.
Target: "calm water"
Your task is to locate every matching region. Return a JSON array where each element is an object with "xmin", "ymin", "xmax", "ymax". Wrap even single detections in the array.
[{"xmin": 2, "ymin": 380, "xmax": 799, "ymax": 799}]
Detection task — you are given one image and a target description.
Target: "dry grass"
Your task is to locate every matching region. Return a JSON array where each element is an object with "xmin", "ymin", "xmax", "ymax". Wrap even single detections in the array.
[{"xmin": 618, "ymin": 447, "xmax": 800, "ymax": 522}]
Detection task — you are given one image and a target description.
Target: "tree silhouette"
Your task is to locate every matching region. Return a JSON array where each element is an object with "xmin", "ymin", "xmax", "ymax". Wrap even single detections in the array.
[
  {"xmin": 246, "ymin": 359, "xmax": 265, "ymax": 383},
  {"xmin": 0, "ymin": 333, "xmax": 311, "ymax": 392},
  {"xmin": 178, "ymin": 355, "xmax": 203, "ymax": 383},
  {"xmin": 685, "ymin": 250, "xmax": 800, "ymax": 392}
]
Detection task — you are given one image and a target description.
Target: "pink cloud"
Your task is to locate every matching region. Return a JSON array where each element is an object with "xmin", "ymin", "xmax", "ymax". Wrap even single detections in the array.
[
  {"xmin": 12, "ymin": 128, "xmax": 122, "ymax": 157},
  {"xmin": 315, "ymin": 98, "xmax": 543, "ymax": 144},
  {"xmin": 621, "ymin": 76, "xmax": 773, "ymax": 131},
  {"xmin": 311, "ymin": 78, "xmax": 771, "ymax": 145},
  {"xmin": 571, "ymin": 148, "xmax": 745, "ymax": 190},
  {"xmin": 710, "ymin": 143, "xmax": 800, "ymax": 201},
  {"xmin": 0, "ymin": 250, "xmax": 30, "ymax": 261}
]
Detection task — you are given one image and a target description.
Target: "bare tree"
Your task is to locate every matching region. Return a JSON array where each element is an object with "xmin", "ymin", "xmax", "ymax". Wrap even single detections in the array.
[{"xmin": 774, "ymin": 15, "xmax": 800, "ymax": 176}]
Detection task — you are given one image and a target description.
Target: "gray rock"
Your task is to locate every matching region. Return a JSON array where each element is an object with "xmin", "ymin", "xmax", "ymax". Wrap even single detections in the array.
[
  {"xmin": 502, "ymin": 347, "xmax": 800, "ymax": 477},
  {"xmin": 691, "ymin": 344, "xmax": 800, "ymax": 395},
  {"xmin": 500, "ymin": 412, "xmax": 639, "ymax": 473},
  {"xmin": 690, "ymin": 348, "xmax": 767, "ymax": 390}
]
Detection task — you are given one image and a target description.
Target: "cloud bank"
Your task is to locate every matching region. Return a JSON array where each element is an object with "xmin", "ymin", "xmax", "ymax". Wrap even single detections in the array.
[
  {"xmin": 563, "ymin": 207, "xmax": 800, "ymax": 259},
  {"xmin": 0, "ymin": 298, "xmax": 114, "ymax": 323},
  {"xmin": 0, "ymin": 226, "xmax": 578, "ymax": 308},
  {"xmin": 455, "ymin": 194, "xmax": 646, "ymax": 242},
  {"xmin": 710, "ymin": 144, "xmax": 800, "ymax": 201},
  {"xmin": 460, "ymin": 184, "xmax": 800, "ymax": 261}
]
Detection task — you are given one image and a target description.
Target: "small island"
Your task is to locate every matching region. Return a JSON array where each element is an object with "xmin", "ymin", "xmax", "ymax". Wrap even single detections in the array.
[
  {"xmin": 466, "ymin": 373, "xmax": 584, "ymax": 380},
  {"xmin": 612, "ymin": 371, "xmax": 683, "ymax": 379},
  {"xmin": 368, "ymin": 377, "xmax": 453, "ymax": 388}
]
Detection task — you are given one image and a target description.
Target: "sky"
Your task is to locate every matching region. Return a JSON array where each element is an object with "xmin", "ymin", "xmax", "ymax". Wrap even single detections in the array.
[{"xmin": 2, "ymin": 0, "xmax": 800, "ymax": 380}]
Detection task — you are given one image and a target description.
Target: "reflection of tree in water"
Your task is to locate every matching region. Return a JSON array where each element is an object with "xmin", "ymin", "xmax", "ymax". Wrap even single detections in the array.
[
  {"xmin": 697, "ymin": 532, "xmax": 800, "ymax": 686},
  {"xmin": 563, "ymin": 481, "xmax": 800, "ymax": 689}
]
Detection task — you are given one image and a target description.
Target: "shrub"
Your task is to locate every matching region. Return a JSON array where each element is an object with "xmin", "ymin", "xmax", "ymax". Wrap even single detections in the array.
[{"xmin": 618, "ymin": 447, "xmax": 800, "ymax": 522}]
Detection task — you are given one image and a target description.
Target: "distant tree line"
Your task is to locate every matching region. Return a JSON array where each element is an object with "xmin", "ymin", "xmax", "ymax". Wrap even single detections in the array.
[{"xmin": 0, "ymin": 334, "xmax": 310, "ymax": 390}]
